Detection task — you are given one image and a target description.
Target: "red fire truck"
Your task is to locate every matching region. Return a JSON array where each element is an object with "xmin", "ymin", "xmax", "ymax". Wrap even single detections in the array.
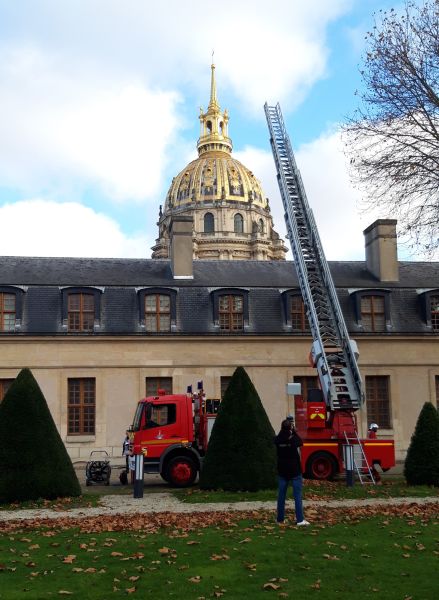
[
  {"xmin": 130, "ymin": 385, "xmax": 219, "ymax": 487},
  {"xmin": 294, "ymin": 391, "xmax": 394, "ymax": 480}
]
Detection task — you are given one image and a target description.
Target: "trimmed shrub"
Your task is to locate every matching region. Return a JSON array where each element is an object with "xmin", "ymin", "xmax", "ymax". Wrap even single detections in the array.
[
  {"xmin": 199, "ymin": 366, "xmax": 276, "ymax": 491},
  {"xmin": 404, "ymin": 402, "xmax": 439, "ymax": 486},
  {"xmin": 0, "ymin": 368, "xmax": 81, "ymax": 503}
]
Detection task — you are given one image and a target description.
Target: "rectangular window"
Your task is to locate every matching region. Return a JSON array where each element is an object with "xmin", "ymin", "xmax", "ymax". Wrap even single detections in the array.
[
  {"xmin": 68, "ymin": 378, "xmax": 96, "ymax": 435},
  {"xmin": 220, "ymin": 376, "xmax": 232, "ymax": 399},
  {"xmin": 366, "ymin": 375, "xmax": 391, "ymax": 429},
  {"xmin": 68, "ymin": 293, "xmax": 95, "ymax": 332},
  {"xmin": 0, "ymin": 378, "xmax": 14, "ymax": 402},
  {"xmin": 291, "ymin": 296, "xmax": 309, "ymax": 331},
  {"xmin": 361, "ymin": 296, "xmax": 385, "ymax": 331},
  {"xmin": 430, "ymin": 295, "xmax": 439, "ymax": 331},
  {"xmin": 0, "ymin": 293, "xmax": 16, "ymax": 331},
  {"xmin": 145, "ymin": 294, "xmax": 171, "ymax": 332},
  {"xmin": 293, "ymin": 376, "xmax": 319, "ymax": 401},
  {"xmin": 219, "ymin": 295, "xmax": 243, "ymax": 331},
  {"xmin": 145, "ymin": 377, "xmax": 173, "ymax": 397}
]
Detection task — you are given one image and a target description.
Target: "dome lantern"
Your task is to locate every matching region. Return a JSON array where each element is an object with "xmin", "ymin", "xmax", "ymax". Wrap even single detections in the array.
[{"xmin": 197, "ymin": 63, "xmax": 232, "ymax": 156}]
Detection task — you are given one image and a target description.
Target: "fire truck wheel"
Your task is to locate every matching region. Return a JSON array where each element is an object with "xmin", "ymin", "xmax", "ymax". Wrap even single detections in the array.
[
  {"xmin": 165, "ymin": 456, "xmax": 197, "ymax": 487},
  {"xmin": 306, "ymin": 452, "xmax": 337, "ymax": 481}
]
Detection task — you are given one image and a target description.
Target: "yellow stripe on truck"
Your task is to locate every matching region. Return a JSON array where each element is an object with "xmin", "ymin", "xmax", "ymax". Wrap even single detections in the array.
[{"xmin": 363, "ymin": 443, "xmax": 393, "ymax": 446}]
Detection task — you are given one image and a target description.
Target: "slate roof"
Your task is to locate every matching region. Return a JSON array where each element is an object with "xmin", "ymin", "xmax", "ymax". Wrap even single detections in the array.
[{"xmin": 0, "ymin": 257, "xmax": 438, "ymax": 336}]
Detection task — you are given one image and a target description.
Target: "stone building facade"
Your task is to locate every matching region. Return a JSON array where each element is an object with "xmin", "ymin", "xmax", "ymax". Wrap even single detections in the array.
[{"xmin": 0, "ymin": 218, "xmax": 438, "ymax": 465}]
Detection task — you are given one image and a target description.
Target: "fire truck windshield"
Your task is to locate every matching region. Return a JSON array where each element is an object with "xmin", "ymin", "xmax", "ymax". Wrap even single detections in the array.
[{"xmin": 132, "ymin": 402, "xmax": 145, "ymax": 431}]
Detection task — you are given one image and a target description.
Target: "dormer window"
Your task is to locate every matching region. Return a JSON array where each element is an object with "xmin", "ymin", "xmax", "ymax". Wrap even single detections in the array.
[
  {"xmin": 61, "ymin": 287, "xmax": 103, "ymax": 333},
  {"xmin": 430, "ymin": 295, "xmax": 439, "ymax": 331},
  {"xmin": 137, "ymin": 288, "xmax": 177, "ymax": 333},
  {"xmin": 211, "ymin": 288, "xmax": 249, "ymax": 332},
  {"xmin": 0, "ymin": 286, "xmax": 25, "ymax": 333},
  {"xmin": 418, "ymin": 289, "xmax": 439, "ymax": 331},
  {"xmin": 68, "ymin": 293, "xmax": 95, "ymax": 332},
  {"xmin": 291, "ymin": 295, "xmax": 309, "ymax": 332},
  {"xmin": 219, "ymin": 295, "xmax": 243, "ymax": 331},
  {"xmin": 281, "ymin": 290, "xmax": 310, "ymax": 332},
  {"xmin": 145, "ymin": 294, "xmax": 171, "ymax": 332},
  {"xmin": 0, "ymin": 292, "xmax": 16, "ymax": 331},
  {"xmin": 360, "ymin": 295, "xmax": 385, "ymax": 331},
  {"xmin": 350, "ymin": 290, "xmax": 391, "ymax": 332}
]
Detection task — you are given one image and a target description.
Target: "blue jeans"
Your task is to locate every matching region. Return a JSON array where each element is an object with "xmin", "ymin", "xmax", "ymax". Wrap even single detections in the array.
[{"xmin": 277, "ymin": 475, "xmax": 304, "ymax": 523}]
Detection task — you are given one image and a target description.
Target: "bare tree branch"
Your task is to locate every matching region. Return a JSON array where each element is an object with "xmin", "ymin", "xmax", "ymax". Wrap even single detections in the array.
[{"xmin": 344, "ymin": 0, "xmax": 439, "ymax": 256}]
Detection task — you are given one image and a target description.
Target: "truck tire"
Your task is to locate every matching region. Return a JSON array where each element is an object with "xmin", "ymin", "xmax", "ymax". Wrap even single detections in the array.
[
  {"xmin": 165, "ymin": 456, "xmax": 197, "ymax": 488},
  {"xmin": 306, "ymin": 451, "xmax": 337, "ymax": 481}
]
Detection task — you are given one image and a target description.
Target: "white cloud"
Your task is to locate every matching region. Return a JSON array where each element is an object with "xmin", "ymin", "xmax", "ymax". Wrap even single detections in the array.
[
  {"xmin": 0, "ymin": 45, "xmax": 181, "ymax": 202},
  {"xmin": 236, "ymin": 129, "xmax": 377, "ymax": 261},
  {"xmin": 0, "ymin": 0, "xmax": 358, "ymax": 255},
  {"xmin": 0, "ymin": 200, "xmax": 150, "ymax": 257}
]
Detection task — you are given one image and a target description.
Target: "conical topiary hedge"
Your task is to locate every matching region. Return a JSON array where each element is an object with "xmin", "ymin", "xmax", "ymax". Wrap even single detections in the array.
[
  {"xmin": 404, "ymin": 402, "xmax": 439, "ymax": 486},
  {"xmin": 199, "ymin": 366, "xmax": 276, "ymax": 491},
  {"xmin": 0, "ymin": 368, "xmax": 81, "ymax": 503}
]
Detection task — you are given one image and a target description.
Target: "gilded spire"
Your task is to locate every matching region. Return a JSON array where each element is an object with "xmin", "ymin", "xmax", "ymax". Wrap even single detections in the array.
[
  {"xmin": 197, "ymin": 61, "xmax": 232, "ymax": 156},
  {"xmin": 208, "ymin": 62, "xmax": 219, "ymax": 111}
]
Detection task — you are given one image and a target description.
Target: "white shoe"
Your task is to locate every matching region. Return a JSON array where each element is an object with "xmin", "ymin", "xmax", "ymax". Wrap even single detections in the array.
[{"xmin": 297, "ymin": 520, "xmax": 310, "ymax": 526}]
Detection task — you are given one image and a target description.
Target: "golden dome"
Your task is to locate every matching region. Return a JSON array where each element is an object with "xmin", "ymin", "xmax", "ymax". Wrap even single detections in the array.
[
  {"xmin": 164, "ymin": 63, "xmax": 268, "ymax": 212},
  {"xmin": 165, "ymin": 153, "xmax": 268, "ymax": 210},
  {"xmin": 152, "ymin": 63, "xmax": 287, "ymax": 262}
]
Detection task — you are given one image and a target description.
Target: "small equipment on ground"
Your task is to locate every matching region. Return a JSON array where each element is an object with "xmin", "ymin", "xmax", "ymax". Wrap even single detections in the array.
[{"xmin": 85, "ymin": 450, "xmax": 111, "ymax": 486}]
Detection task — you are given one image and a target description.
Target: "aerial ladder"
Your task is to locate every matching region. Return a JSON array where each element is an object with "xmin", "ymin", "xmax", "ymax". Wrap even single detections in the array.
[{"xmin": 265, "ymin": 103, "xmax": 380, "ymax": 483}]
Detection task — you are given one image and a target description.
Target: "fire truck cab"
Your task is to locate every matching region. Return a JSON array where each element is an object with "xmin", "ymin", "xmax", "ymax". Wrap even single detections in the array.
[{"xmin": 130, "ymin": 388, "xmax": 219, "ymax": 487}]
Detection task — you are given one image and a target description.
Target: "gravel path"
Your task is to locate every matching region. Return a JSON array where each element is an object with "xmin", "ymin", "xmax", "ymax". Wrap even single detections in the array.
[{"xmin": 1, "ymin": 493, "xmax": 438, "ymax": 523}]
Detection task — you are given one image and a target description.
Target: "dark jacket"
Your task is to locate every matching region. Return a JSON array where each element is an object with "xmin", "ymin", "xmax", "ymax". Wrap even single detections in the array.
[{"xmin": 274, "ymin": 429, "xmax": 303, "ymax": 479}]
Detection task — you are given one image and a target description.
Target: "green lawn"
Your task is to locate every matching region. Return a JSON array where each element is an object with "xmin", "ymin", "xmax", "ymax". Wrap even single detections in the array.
[
  {"xmin": 173, "ymin": 477, "xmax": 439, "ymax": 503},
  {"xmin": 0, "ymin": 514, "xmax": 438, "ymax": 599}
]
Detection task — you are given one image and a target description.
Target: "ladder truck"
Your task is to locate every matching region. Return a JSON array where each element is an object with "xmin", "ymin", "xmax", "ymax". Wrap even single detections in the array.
[{"xmin": 265, "ymin": 103, "xmax": 395, "ymax": 482}]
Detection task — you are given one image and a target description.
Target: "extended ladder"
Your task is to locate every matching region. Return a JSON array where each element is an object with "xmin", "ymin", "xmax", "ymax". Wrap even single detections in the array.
[
  {"xmin": 343, "ymin": 430, "xmax": 376, "ymax": 484},
  {"xmin": 264, "ymin": 103, "xmax": 364, "ymax": 411}
]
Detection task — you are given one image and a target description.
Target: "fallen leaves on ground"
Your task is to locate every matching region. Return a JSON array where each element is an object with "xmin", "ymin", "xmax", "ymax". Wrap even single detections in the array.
[{"xmin": 0, "ymin": 502, "xmax": 438, "ymax": 535}]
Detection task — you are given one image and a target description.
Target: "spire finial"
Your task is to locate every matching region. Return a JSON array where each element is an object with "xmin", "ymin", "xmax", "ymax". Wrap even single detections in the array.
[{"xmin": 209, "ymin": 51, "xmax": 219, "ymax": 110}]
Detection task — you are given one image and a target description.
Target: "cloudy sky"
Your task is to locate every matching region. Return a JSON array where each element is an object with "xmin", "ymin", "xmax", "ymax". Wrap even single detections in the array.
[{"xmin": 0, "ymin": 0, "xmax": 412, "ymax": 260}]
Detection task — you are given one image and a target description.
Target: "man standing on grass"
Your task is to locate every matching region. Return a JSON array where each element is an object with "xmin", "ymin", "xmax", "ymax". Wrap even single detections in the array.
[{"xmin": 274, "ymin": 418, "xmax": 310, "ymax": 526}]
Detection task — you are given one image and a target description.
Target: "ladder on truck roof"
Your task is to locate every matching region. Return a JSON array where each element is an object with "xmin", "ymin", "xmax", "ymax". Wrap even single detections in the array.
[{"xmin": 264, "ymin": 102, "xmax": 364, "ymax": 412}]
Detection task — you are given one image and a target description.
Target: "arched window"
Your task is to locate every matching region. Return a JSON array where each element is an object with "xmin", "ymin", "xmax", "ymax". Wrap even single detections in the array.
[
  {"xmin": 259, "ymin": 219, "xmax": 265, "ymax": 234},
  {"xmin": 234, "ymin": 213, "xmax": 244, "ymax": 233},
  {"xmin": 204, "ymin": 212, "xmax": 214, "ymax": 234}
]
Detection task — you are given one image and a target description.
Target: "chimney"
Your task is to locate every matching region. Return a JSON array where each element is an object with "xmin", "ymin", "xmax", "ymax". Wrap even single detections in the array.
[
  {"xmin": 363, "ymin": 219, "xmax": 399, "ymax": 282},
  {"xmin": 170, "ymin": 216, "xmax": 194, "ymax": 279}
]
